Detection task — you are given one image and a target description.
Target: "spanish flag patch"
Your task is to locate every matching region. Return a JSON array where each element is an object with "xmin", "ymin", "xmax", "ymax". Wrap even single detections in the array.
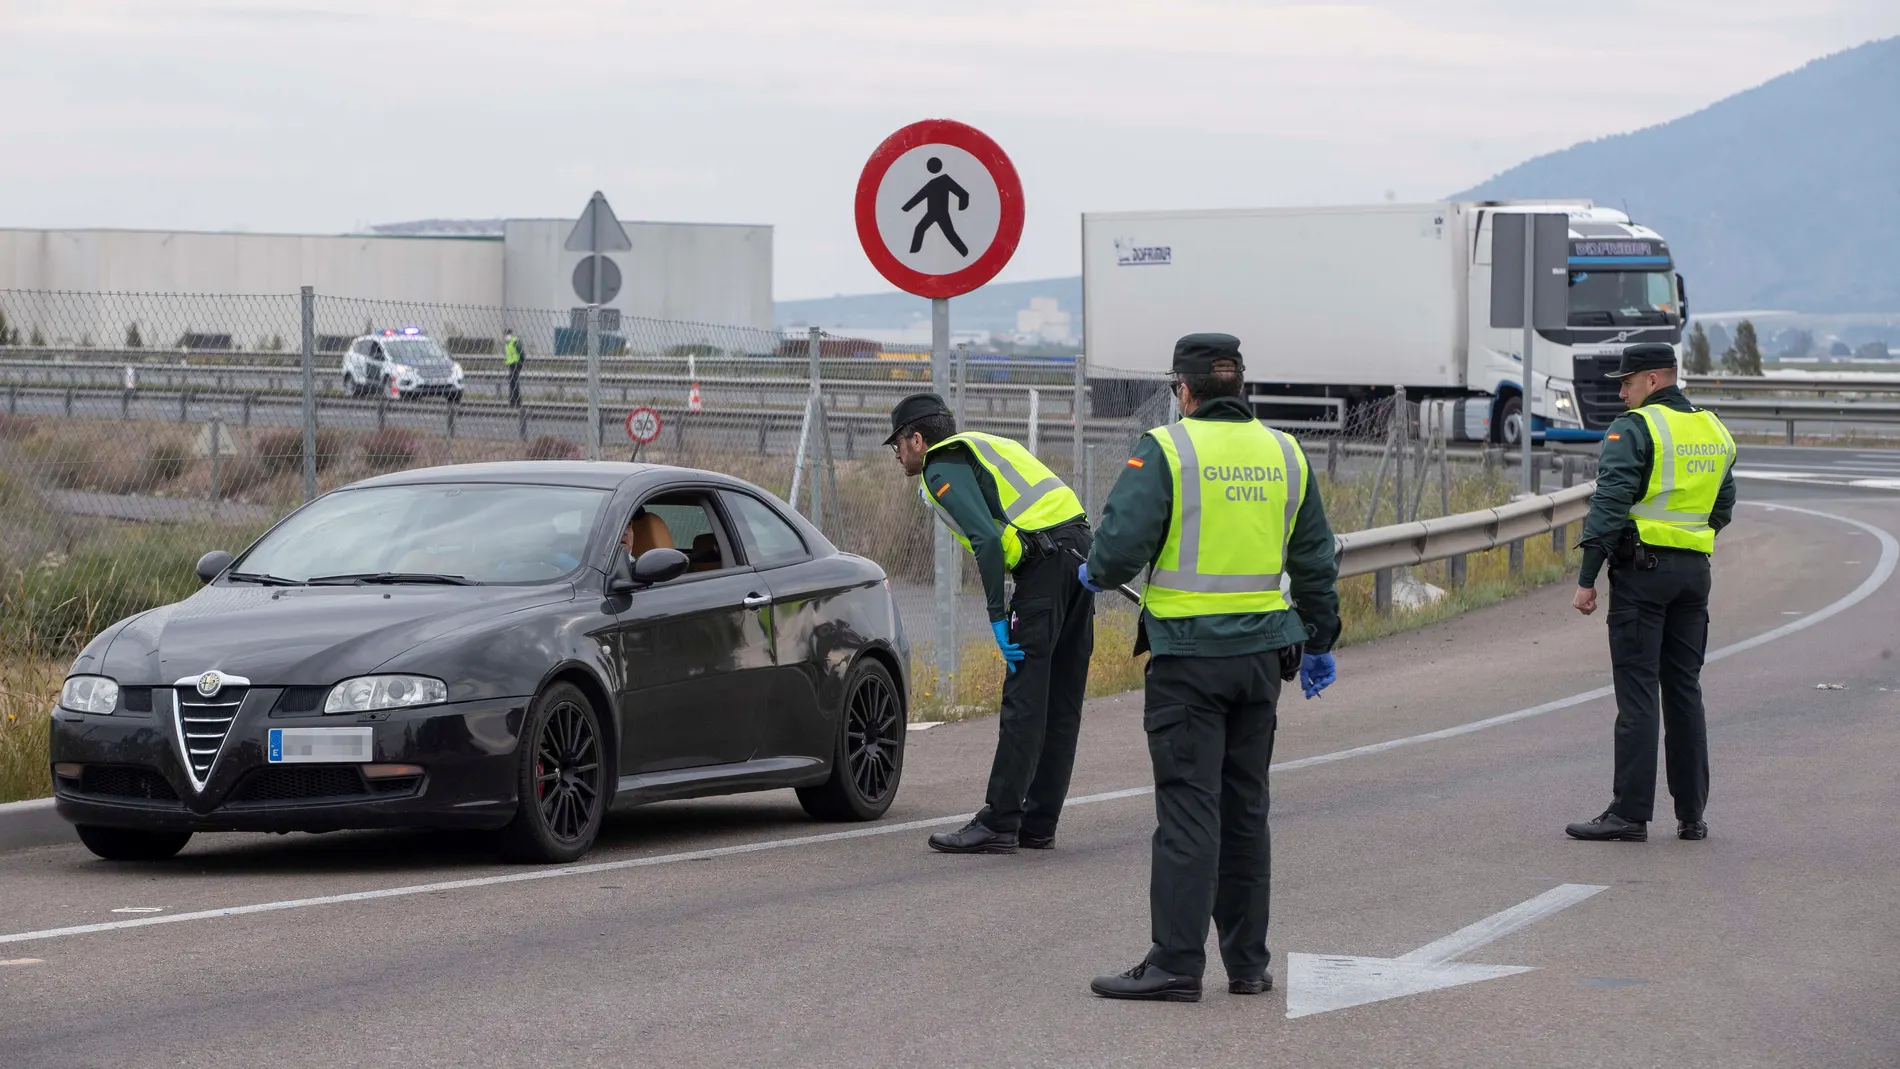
[
  {"xmin": 1607, "ymin": 433, "xmax": 1622, "ymax": 441},
  {"xmin": 1126, "ymin": 457, "xmax": 1145, "ymax": 468},
  {"xmin": 934, "ymin": 482, "xmax": 952, "ymax": 498}
]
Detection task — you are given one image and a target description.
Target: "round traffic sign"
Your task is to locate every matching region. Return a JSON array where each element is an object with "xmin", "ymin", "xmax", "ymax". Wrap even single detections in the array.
[
  {"xmin": 855, "ymin": 119, "xmax": 1024, "ymax": 300},
  {"xmin": 572, "ymin": 255, "xmax": 623, "ymax": 305},
  {"xmin": 625, "ymin": 406, "xmax": 661, "ymax": 444}
]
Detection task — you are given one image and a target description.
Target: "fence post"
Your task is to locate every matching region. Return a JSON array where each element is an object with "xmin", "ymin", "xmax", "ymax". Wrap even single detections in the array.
[
  {"xmin": 1448, "ymin": 554, "xmax": 1467, "ymax": 588},
  {"xmin": 1509, "ymin": 539, "xmax": 1525, "ymax": 577},
  {"xmin": 518, "ymin": 405, "xmax": 529, "ymax": 442},
  {"xmin": 241, "ymin": 393, "xmax": 253, "ymax": 429},
  {"xmin": 1392, "ymin": 385, "xmax": 1407, "ymax": 524},
  {"xmin": 7, "ymin": 381, "xmax": 15, "ymax": 415},
  {"xmin": 60, "ymin": 385, "xmax": 71, "ymax": 416},
  {"xmin": 807, "ymin": 327, "xmax": 823, "ymax": 529},
  {"xmin": 376, "ymin": 389, "xmax": 387, "ymax": 431},
  {"xmin": 1785, "ymin": 419, "xmax": 1795, "ymax": 445},
  {"xmin": 178, "ymin": 389, "xmax": 188, "ymax": 422},
  {"xmin": 1374, "ymin": 568, "xmax": 1393, "ymax": 614},
  {"xmin": 300, "ymin": 286, "xmax": 317, "ymax": 502},
  {"xmin": 121, "ymin": 388, "xmax": 131, "ymax": 420},
  {"xmin": 1084, "ymin": 443, "xmax": 1097, "ymax": 519},
  {"xmin": 209, "ymin": 418, "xmax": 222, "ymax": 506},
  {"xmin": 446, "ymin": 398, "xmax": 456, "ymax": 461},
  {"xmin": 1072, "ymin": 352, "xmax": 1086, "ymax": 480},
  {"xmin": 1326, "ymin": 438, "xmax": 1340, "ymax": 482},
  {"xmin": 1027, "ymin": 388, "xmax": 1040, "ymax": 455}
]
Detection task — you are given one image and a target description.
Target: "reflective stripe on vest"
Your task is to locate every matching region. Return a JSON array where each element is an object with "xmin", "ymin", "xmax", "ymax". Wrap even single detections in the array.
[
  {"xmin": 1142, "ymin": 418, "xmax": 1306, "ymax": 617},
  {"xmin": 1628, "ymin": 405, "xmax": 1734, "ymax": 553},
  {"xmin": 921, "ymin": 431, "xmax": 1084, "ymax": 569}
]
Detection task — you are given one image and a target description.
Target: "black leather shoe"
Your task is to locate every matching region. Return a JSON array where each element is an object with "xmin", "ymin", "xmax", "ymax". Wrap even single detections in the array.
[
  {"xmin": 1678, "ymin": 820, "xmax": 1708, "ymax": 841},
  {"xmin": 927, "ymin": 819, "xmax": 1017, "ymax": 854},
  {"xmin": 1229, "ymin": 976, "xmax": 1274, "ymax": 995},
  {"xmin": 1090, "ymin": 961, "xmax": 1202, "ymax": 1002},
  {"xmin": 1019, "ymin": 831, "xmax": 1055, "ymax": 850},
  {"xmin": 1565, "ymin": 811, "xmax": 1648, "ymax": 842}
]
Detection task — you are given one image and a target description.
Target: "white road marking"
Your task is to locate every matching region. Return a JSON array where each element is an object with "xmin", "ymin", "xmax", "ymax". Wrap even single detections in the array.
[
  {"xmin": 0, "ymin": 502, "xmax": 1889, "ymax": 951},
  {"xmin": 0, "ymin": 958, "xmax": 44, "ymax": 966},
  {"xmin": 1285, "ymin": 884, "xmax": 1607, "ymax": 1019},
  {"xmin": 109, "ymin": 908, "xmax": 164, "ymax": 914},
  {"xmin": 1736, "ymin": 470, "xmax": 1900, "ymax": 491},
  {"xmin": 906, "ymin": 722, "xmax": 941, "ymax": 732}
]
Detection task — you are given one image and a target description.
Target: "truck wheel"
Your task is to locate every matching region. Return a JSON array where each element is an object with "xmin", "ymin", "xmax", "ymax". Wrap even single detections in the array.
[
  {"xmin": 797, "ymin": 658, "xmax": 904, "ymax": 822},
  {"xmin": 75, "ymin": 825, "xmax": 192, "ymax": 861},
  {"xmin": 1494, "ymin": 395, "xmax": 1523, "ymax": 446}
]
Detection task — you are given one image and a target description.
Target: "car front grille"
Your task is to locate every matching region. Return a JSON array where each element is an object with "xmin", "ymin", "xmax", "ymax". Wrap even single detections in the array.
[
  {"xmin": 77, "ymin": 766, "xmax": 179, "ymax": 802},
  {"xmin": 273, "ymin": 687, "xmax": 328, "ymax": 715},
  {"xmin": 229, "ymin": 765, "xmax": 366, "ymax": 804},
  {"xmin": 175, "ymin": 686, "xmax": 248, "ymax": 782},
  {"xmin": 1572, "ymin": 355, "xmax": 1627, "ymax": 430}
]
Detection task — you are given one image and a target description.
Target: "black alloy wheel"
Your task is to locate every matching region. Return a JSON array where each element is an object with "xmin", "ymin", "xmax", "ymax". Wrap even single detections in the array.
[
  {"xmin": 496, "ymin": 682, "xmax": 607, "ymax": 863},
  {"xmin": 798, "ymin": 659, "xmax": 904, "ymax": 822}
]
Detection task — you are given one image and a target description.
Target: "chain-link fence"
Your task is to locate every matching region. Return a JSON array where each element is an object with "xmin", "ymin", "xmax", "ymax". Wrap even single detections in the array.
[{"xmin": 0, "ymin": 289, "xmax": 1567, "ymax": 727}]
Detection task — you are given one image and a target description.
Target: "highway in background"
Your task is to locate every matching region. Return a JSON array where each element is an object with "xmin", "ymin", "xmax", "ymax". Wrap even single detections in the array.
[{"xmin": 1, "ymin": 471, "xmax": 1895, "ymax": 1067}]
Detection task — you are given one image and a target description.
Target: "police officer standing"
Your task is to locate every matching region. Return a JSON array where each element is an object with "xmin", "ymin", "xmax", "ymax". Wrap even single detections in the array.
[
  {"xmin": 884, "ymin": 393, "xmax": 1095, "ymax": 854},
  {"xmin": 1568, "ymin": 342, "xmax": 1737, "ymax": 843},
  {"xmin": 503, "ymin": 328, "xmax": 525, "ymax": 408},
  {"xmin": 1081, "ymin": 334, "xmax": 1340, "ymax": 1002}
]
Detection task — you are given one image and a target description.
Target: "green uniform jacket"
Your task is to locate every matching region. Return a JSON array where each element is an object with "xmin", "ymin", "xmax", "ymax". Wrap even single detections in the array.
[
  {"xmin": 921, "ymin": 447, "xmax": 1016, "ymax": 624},
  {"xmin": 1083, "ymin": 396, "xmax": 1341, "ymax": 658},
  {"xmin": 1577, "ymin": 383, "xmax": 1738, "ymax": 588}
]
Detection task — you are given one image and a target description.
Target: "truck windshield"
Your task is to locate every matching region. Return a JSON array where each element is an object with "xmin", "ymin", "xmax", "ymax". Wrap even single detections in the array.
[{"xmin": 1568, "ymin": 270, "xmax": 1678, "ymax": 327}]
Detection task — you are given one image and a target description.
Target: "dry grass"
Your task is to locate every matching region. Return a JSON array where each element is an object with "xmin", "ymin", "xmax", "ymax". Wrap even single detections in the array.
[{"xmin": 0, "ymin": 656, "xmax": 58, "ymax": 803}]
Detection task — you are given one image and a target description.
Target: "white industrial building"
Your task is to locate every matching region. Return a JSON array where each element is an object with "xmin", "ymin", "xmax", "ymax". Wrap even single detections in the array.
[{"xmin": 0, "ymin": 216, "xmax": 773, "ymax": 353}]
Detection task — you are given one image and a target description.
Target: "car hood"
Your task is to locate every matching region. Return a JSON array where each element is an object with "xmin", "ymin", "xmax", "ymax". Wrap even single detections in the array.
[{"xmin": 100, "ymin": 582, "xmax": 577, "ymax": 686}]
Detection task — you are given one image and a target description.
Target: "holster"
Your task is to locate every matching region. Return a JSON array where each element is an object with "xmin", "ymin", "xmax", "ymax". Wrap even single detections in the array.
[{"xmin": 1278, "ymin": 642, "xmax": 1304, "ymax": 682}]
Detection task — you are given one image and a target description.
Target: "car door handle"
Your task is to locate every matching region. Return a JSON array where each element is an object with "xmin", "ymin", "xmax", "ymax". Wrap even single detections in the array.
[{"xmin": 742, "ymin": 593, "xmax": 771, "ymax": 608}]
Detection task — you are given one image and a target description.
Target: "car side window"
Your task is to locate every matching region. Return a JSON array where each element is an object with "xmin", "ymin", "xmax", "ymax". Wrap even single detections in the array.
[
  {"xmin": 368, "ymin": 342, "xmax": 384, "ymax": 360},
  {"xmin": 720, "ymin": 491, "xmax": 808, "ymax": 569},
  {"xmin": 622, "ymin": 490, "xmax": 739, "ymax": 577}
]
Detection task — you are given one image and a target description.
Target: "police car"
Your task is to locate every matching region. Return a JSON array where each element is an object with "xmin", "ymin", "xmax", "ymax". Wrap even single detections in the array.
[{"xmin": 340, "ymin": 328, "xmax": 466, "ymax": 402}]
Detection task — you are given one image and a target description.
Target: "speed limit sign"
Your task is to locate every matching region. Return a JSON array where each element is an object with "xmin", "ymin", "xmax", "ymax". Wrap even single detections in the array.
[{"xmin": 625, "ymin": 406, "xmax": 662, "ymax": 444}]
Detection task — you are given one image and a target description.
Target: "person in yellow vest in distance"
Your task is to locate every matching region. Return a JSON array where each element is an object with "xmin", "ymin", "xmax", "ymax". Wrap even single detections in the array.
[
  {"xmin": 884, "ymin": 392, "xmax": 1095, "ymax": 855},
  {"xmin": 1568, "ymin": 343, "xmax": 1737, "ymax": 844},
  {"xmin": 1081, "ymin": 333, "xmax": 1340, "ymax": 1003},
  {"xmin": 503, "ymin": 329, "xmax": 525, "ymax": 408}
]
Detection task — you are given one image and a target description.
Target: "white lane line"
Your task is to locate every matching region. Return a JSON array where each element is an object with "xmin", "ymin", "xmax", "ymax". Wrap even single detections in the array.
[
  {"xmin": 0, "ymin": 958, "xmax": 44, "ymax": 966},
  {"xmin": 1, "ymin": 501, "xmax": 1890, "ymax": 950},
  {"xmin": 1397, "ymin": 883, "xmax": 1608, "ymax": 966}
]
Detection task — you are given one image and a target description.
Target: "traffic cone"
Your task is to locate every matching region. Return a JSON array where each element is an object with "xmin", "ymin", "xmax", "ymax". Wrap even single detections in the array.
[
  {"xmin": 688, "ymin": 383, "xmax": 702, "ymax": 412},
  {"xmin": 387, "ymin": 377, "xmax": 400, "ymax": 400}
]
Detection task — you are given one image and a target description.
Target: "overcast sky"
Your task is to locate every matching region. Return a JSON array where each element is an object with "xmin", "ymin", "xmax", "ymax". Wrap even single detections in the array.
[{"xmin": 4, "ymin": 1, "xmax": 1896, "ymax": 300}]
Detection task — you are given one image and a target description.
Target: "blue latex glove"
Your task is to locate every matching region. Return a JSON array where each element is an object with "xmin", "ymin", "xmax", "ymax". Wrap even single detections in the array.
[
  {"xmin": 1300, "ymin": 652, "xmax": 1337, "ymax": 699},
  {"xmin": 1077, "ymin": 562, "xmax": 1106, "ymax": 593},
  {"xmin": 991, "ymin": 619, "xmax": 1024, "ymax": 674}
]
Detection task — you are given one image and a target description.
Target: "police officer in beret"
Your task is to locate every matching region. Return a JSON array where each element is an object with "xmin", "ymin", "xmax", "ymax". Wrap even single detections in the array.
[
  {"xmin": 1080, "ymin": 334, "xmax": 1341, "ymax": 1002},
  {"xmin": 883, "ymin": 392, "xmax": 1095, "ymax": 854},
  {"xmin": 1568, "ymin": 342, "xmax": 1737, "ymax": 843}
]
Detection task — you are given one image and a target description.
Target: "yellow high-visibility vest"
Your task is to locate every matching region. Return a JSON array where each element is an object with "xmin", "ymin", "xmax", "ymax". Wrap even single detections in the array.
[
  {"xmin": 1629, "ymin": 405, "xmax": 1734, "ymax": 553},
  {"xmin": 1142, "ymin": 418, "xmax": 1306, "ymax": 619},
  {"xmin": 921, "ymin": 431, "xmax": 1084, "ymax": 570}
]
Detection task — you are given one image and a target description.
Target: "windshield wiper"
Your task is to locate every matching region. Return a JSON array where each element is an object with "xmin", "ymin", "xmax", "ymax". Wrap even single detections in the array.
[
  {"xmin": 306, "ymin": 571, "xmax": 478, "ymax": 586},
  {"xmin": 225, "ymin": 571, "xmax": 302, "ymax": 586}
]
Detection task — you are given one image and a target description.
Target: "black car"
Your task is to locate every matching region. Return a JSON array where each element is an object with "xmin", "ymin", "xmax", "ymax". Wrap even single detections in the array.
[{"xmin": 50, "ymin": 461, "xmax": 910, "ymax": 863}]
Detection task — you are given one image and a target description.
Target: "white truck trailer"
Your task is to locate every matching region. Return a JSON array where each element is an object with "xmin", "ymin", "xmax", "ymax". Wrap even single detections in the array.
[{"xmin": 1081, "ymin": 201, "xmax": 1687, "ymax": 443}]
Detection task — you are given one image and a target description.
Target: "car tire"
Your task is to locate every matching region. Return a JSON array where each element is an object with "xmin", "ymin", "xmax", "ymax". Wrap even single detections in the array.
[
  {"xmin": 74, "ymin": 825, "xmax": 192, "ymax": 861},
  {"xmin": 495, "ymin": 681, "xmax": 608, "ymax": 864},
  {"xmin": 448, "ymin": 389, "xmax": 463, "ymax": 405},
  {"xmin": 797, "ymin": 658, "xmax": 904, "ymax": 822}
]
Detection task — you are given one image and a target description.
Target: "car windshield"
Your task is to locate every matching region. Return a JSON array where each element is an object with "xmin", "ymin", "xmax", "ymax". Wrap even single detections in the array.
[
  {"xmin": 381, "ymin": 337, "xmax": 449, "ymax": 363},
  {"xmin": 1567, "ymin": 270, "xmax": 1678, "ymax": 327},
  {"xmin": 234, "ymin": 483, "xmax": 608, "ymax": 584}
]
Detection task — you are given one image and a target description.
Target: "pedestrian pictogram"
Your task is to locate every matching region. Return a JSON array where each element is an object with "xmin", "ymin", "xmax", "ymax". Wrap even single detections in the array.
[
  {"xmin": 625, "ymin": 406, "xmax": 661, "ymax": 444},
  {"xmin": 856, "ymin": 119, "xmax": 1024, "ymax": 299}
]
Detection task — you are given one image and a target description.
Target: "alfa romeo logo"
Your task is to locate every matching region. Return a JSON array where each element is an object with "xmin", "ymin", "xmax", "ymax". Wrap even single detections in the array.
[{"xmin": 197, "ymin": 671, "xmax": 224, "ymax": 698}]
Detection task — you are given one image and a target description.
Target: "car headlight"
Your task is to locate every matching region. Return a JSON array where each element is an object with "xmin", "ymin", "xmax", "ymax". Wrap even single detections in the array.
[
  {"xmin": 324, "ymin": 675, "xmax": 447, "ymax": 714},
  {"xmin": 60, "ymin": 675, "xmax": 119, "ymax": 714}
]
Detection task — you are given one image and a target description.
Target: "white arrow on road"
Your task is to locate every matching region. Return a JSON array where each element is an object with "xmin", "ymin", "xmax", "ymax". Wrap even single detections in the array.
[{"xmin": 1286, "ymin": 883, "xmax": 1608, "ymax": 1019}]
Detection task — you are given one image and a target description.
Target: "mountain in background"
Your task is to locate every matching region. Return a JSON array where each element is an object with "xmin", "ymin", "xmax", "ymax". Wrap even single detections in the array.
[
  {"xmin": 776, "ymin": 275, "xmax": 1083, "ymax": 336},
  {"xmin": 1455, "ymin": 36, "xmax": 1900, "ymax": 314}
]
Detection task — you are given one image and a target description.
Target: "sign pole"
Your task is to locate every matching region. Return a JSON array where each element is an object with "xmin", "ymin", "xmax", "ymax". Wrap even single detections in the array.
[
  {"xmin": 587, "ymin": 224, "xmax": 603, "ymax": 462},
  {"xmin": 1520, "ymin": 219, "xmax": 1536, "ymax": 495},
  {"xmin": 931, "ymin": 296, "xmax": 958, "ymax": 691}
]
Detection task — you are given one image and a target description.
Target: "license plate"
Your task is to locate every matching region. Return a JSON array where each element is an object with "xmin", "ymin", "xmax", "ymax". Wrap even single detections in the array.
[{"xmin": 267, "ymin": 727, "xmax": 374, "ymax": 764}]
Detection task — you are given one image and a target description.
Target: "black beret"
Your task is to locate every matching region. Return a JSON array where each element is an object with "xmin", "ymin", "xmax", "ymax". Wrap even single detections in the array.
[
  {"xmin": 884, "ymin": 392, "xmax": 952, "ymax": 445},
  {"xmin": 1172, "ymin": 333, "xmax": 1245, "ymax": 375}
]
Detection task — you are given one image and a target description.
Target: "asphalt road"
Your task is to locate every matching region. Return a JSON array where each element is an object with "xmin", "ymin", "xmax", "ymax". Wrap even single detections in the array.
[{"xmin": 3, "ymin": 456, "xmax": 1898, "ymax": 1067}]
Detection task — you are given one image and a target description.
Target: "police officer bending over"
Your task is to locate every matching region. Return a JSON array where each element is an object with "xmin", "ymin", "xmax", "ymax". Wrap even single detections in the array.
[
  {"xmin": 1080, "ymin": 334, "xmax": 1340, "ymax": 1002},
  {"xmin": 884, "ymin": 393, "xmax": 1095, "ymax": 855},
  {"xmin": 1568, "ymin": 342, "xmax": 1737, "ymax": 843}
]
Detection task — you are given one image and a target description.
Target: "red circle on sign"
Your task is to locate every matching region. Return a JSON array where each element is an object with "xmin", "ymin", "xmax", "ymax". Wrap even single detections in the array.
[
  {"xmin": 625, "ymin": 406, "xmax": 662, "ymax": 444},
  {"xmin": 854, "ymin": 119, "xmax": 1024, "ymax": 300}
]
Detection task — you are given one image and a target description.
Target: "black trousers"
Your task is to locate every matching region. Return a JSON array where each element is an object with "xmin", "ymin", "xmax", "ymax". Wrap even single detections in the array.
[
  {"xmin": 1142, "ymin": 651, "xmax": 1280, "ymax": 980},
  {"xmin": 1606, "ymin": 548, "xmax": 1712, "ymax": 823},
  {"xmin": 974, "ymin": 524, "xmax": 1095, "ymax": 838},
  {"xmin": 507, "ymin": 363, "xmax": 521, "ymax": 407}
]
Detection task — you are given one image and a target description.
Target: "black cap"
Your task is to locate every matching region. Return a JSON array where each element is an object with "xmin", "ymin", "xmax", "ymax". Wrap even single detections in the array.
[
  {"xmin": 884, "ymin": 392, "xmax": 952, "ymax": 445},
  {"xmin": 1604, "ymin": 343, "xmax": 1678, "ymax": 378},
  {"xmin": 1172, "ymin": 333, "xmax": 1245, "ymax": 375}
]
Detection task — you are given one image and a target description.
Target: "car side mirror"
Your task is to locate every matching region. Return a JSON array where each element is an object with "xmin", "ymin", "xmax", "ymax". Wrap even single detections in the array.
[
  {"xmin": 1676, "ymin": 272, "xmax": 1689, "ymax": 323},
  {"xmin": 195, "ymin": 550, "xmax": 233, "ymax": 585},
  {"xmin": 632, "ymin": 547, "xmax": 690, "ymax": 586}
]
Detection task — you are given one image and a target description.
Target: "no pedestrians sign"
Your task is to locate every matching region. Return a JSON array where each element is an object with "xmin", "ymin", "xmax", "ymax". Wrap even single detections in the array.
[{"xmin": 855, "ymin": 119, "xmax": 1024, "ymax": 299}]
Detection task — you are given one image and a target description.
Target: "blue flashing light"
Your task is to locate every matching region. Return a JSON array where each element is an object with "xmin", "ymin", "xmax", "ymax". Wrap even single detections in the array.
[{"xmin": 402, "ymin": 326, "xmax": 420, "ymax": 335}]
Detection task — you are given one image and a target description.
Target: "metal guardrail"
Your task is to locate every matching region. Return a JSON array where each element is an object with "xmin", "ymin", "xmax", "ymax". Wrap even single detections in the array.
[
  {"xmin": 1683, "ymin": 374, "xmax": 1900, "ymax": 443},
  {"xmin": 1685, "ymin": 374, "xmax": 1900, "ymax": 395},
  {"xmin": 1695, "ymin": 398, "xmax": 1900, "ymax": 443},
  {"xmin": 1336, "ymin": 482, "xmax": 1594, "ymax": 579}
]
